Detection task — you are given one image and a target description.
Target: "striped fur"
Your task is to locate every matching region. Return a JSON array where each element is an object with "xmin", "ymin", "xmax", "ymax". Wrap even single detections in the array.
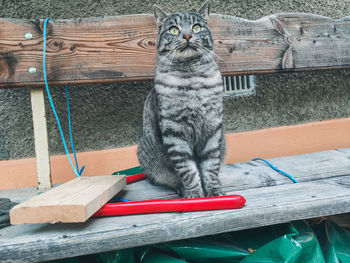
[{"xmin": 137, "ymin": 1, "xmax": 226, "ymax": 198}]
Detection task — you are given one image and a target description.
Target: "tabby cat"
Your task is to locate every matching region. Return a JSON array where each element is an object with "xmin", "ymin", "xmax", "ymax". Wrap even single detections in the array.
[{"xmin": 137, "ymin": 1, "xmax": 226, "ymax": 198}]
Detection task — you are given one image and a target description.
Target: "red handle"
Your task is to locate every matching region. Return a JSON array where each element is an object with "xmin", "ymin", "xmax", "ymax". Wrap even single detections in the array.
[
  {"xmin": 93, "ymin": 195, "xmax": 246, "ymax": 217},
  {"xmin": 126, "ymin": 173, "xmax": 147, "ymax": 184}
]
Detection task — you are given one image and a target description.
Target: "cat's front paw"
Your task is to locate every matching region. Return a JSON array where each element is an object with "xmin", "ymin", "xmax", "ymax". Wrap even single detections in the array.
[{"xmin": 205, "ymin": 187, "xmax": 226, "ymax": 197}]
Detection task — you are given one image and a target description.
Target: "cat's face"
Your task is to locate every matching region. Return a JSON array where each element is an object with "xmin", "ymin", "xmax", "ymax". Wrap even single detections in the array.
[{"xmin": 154, "ymin": 1, "xmax": 214, "ymax": 64}]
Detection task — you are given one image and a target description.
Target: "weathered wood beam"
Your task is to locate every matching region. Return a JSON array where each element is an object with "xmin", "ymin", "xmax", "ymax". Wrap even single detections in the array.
[
  {"xmin": 118, "ymin": 148, "xmax": 350, "ymax": 201},
  {"xmin": 1, "ymin": 13, "xmax": 350, "ymax": 88}
]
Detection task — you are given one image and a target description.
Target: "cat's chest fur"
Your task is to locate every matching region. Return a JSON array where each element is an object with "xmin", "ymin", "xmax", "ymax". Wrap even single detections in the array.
[{"xmin": 155, "ymin": 66, "xmax": 223, "ymax": 142}]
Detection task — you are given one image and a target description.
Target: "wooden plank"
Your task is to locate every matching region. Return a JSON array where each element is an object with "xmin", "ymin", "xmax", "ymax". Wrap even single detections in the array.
[
  {"xmin": 1, "ymin": 13, "xmax": 350, "ymax": 88},
  {"xmin": 118, "ymin": 148, "xmax": 350, "ymax": 201},
  {"xmin": 30, "ymin": 87, "xmax": 52, "ymax": 191},
  {"xmin": 1, "ymin": 178, "xmax": 350, "ymax": 262},
  {"xmin": 9, "ymin": 175, "xmax": 126, "ymax": 224}
]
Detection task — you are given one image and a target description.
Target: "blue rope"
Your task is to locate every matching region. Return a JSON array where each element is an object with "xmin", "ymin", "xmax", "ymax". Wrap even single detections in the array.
[
  {"xmin": 43, "ymin": 18, "xmax": 84, "ymax": 177},
  {"xmin": 252, "ymin": 158, "xmax": 298, "ymax": 183},
  {"xmin": 118, "ymin": 198, "xmax": 131, "ymax": 202},
  {"xmin": 66, "ymin": 85, "xmax": 85, "ymax": 175},
  {"xmin": 109, "ymin": 197, "xmax": 131, "ymax": 202}
]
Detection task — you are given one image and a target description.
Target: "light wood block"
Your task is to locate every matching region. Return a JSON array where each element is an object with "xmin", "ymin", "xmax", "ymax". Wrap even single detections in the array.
[
  {"xmin": 9, "ymin": 175, "xmax": 126, "ymax": 224},
  {"xmin": 30, "ymin": 87, "xmax": 52, "ymax": 191}
]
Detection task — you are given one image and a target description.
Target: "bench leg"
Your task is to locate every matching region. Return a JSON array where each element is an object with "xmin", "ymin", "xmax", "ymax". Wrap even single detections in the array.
[{"xmin": 30, "ymin": 87, "xmax": 52, "ymax": 191}]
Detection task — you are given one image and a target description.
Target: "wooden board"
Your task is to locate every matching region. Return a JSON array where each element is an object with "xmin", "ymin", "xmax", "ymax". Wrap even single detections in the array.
[
  {"xmin": 1, "ymin": 148, "xmax": 350, "ymax": 262},
  {"xmin": 117, "ymin": 148, "xmax": 350, "ymax": 201},
  {"xmin": 1, "ymin": 13, "xmax": 350, "ymax": 88},
  {"xmin": 9, "ymin": 175, "xmax": 126, "ymax": 224}
]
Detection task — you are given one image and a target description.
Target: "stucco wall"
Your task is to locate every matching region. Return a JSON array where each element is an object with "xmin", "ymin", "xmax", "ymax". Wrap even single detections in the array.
[{"xmin": 1, "ymin": 0, "xmax": 350, "ymax": 160}]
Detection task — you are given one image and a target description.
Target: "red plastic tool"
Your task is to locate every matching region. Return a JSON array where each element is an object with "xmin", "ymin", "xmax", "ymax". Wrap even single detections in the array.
[
  {"xmin": 125, "ymin": 172, "xmax": 147, "ymax": 184},
  {"xmin": 93, "ymin": 195, "xmax": 246, "ymax": 217}
]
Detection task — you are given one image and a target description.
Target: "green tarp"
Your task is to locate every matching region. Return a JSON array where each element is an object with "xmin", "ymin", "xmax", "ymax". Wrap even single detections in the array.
[{"xmin": 48, "ymin": 219, "xmax": 350, "ymax": 263}]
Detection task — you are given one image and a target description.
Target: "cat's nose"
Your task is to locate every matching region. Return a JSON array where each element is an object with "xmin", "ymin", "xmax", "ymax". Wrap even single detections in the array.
[{"xmin": 183, "ymin": 35, "xmax": 192, "ymax": 41}]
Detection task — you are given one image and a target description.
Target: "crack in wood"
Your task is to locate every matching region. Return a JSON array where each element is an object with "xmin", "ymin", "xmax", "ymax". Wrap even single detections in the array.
[
  {"xmin": 82, "ymin": 70, "xmax": 125, "ymax": 78},
  {"xmin": 32, "ymin": 19, "xmax": 53, "ymax": 36},
  {"xmin": 31, "ymin": 19, "xmax": 43, "ymax": 35}
]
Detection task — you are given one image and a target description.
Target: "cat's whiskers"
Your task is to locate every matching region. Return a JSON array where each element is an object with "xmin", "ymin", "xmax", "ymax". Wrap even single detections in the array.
[
  {"xmin": 189, "ymin": 41, "xmax": 215, "ymax": 62},
  {"xmin": 201, "ymin": 53, "xmax": 211, "ymax": 64},
  {"xmin": 157, "ymin": 52, "xmax": 174, "ymax": 67},
  {"xmin": 202, "ymin": 47, "xmax": 224, "ymax": 62},
  {"xmin": 168, "ymin": 53, "xmax": 176, "ymax": 66}
]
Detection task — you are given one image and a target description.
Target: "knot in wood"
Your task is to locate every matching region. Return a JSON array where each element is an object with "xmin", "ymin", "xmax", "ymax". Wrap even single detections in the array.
[
  {"xmin": 270, "ymin": 17, "xmax": 293, "ymax": 44},
  {"xmin": 147, "ymin": 40, "xmax": 156, "ymax": 47},
  {"xmin": 139, "ymin": 38, "xmax": 156, "ymax": 49},
  {"xmin": 47, "ymin": 39, "xmax": 64, "ymax": 51}
]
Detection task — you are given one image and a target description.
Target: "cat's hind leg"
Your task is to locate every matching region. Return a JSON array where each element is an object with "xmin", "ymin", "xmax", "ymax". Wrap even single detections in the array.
[{"xmin": 138, "ymin": 136, "xmax": 184, "ymax": 196}]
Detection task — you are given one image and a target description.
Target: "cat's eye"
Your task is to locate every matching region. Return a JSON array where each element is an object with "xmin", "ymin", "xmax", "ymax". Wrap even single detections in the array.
[
  {"xmin": 169, "ymin": 26, "xmax": 180, "ymax": 35},
  {"xmin": 192, "ymin": 24, "xmax": 202, "ymax": 33}
]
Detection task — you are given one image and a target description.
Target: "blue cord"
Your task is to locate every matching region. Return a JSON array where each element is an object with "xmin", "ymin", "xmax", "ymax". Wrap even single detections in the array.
[
  {"xmin": 252, "ymin": 158, "xmax": 298, "ymax": 183},
  {"xmin": 43, "ymin": 18, "xmax": 84, "ymax": 177},
  {"xmin": 109, "ymin": 197, "xmax": 131, "ymax": 202},
  {"xmin": 118, "ymin": 198, "xmax": 131, "ymax": 202},
  {"xmin": 66, "ymin": 85, "xmax": 85, "ymax": 175}
]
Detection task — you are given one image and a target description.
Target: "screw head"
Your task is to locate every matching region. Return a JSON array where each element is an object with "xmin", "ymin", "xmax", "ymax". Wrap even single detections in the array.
[
  {"xmin": 28, "ymin": 66, "xmax": 37, "ymax": 74},
  {"xmin": 24, "ymin": 32, "xmax": 33, "ymax": 40}
]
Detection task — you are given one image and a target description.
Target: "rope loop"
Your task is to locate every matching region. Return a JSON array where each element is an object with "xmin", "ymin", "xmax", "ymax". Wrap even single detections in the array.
[{"xmin": 43, "ymin": 18, "xmax": 84, "ymax": 177}]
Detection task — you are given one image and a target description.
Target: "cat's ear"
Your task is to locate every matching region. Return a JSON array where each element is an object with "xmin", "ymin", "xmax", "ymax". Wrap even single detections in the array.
[
  {"xmin": 197, "ymin": 0, "xmax": 210, "ymax": 21},
  {"xmin": 153, "ymin": 5, "xmax": 168, "ymax": 30}
]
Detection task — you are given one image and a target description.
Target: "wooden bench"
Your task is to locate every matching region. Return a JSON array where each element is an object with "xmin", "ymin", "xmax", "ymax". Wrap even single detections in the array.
[{"xmin": 1, "ymin": 12, "xmax": 350, "ymax": 262}]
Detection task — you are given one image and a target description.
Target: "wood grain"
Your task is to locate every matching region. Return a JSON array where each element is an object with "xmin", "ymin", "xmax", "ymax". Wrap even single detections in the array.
[
  {"xmin": 9, "ymin": 175, "xmax": 126, "ymax": 224},
  {"xmin": 30, "ymin": 87, "xmax": 51, "ymax": 191},
  {"xmin": 1, "ymin": 13, "xmax": 350, "ymax": 88},
  {"xmin": 118, "ymin": 148, "xmax": 350, "ymax": 201},
  {"xmin": 1, "ymin": 148, "xmax": 350, "ymax": 262}
]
